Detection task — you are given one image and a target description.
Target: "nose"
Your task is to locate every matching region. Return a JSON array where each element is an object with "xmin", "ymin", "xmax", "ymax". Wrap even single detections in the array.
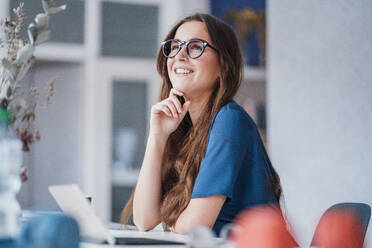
[{"xmin": 175, "ymin": 44, "xmax": 188, "ymax": 61}]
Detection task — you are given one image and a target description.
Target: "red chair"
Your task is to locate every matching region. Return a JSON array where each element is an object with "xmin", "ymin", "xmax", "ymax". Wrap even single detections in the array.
[{"xmin": 311, "ymin": 202, "xmax": 371, "ymax": 248}]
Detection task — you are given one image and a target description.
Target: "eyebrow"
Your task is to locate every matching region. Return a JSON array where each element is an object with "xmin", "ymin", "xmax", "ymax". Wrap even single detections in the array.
[{"xmin": 173, "ymin": 37, "xmax": 208, "ymax": 42}]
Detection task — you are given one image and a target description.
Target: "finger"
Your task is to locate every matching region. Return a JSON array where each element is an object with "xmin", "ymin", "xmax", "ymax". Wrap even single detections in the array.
[
  {"xmin": 165, "ymin": 99, "xmax": 178, "ymax": 118},
  {"xmin": 179, "ymin": 101, "xmax": 191, "ymax": 119},
  {"xmin": 170, "ymin": 88, "xmax": 184, "ymax": 97},
  {"xmin": 153, "ymin": 104, "xmax": 172, "ymax": 117},
  {"xmin": 182, "ymin": 101, "xmax": 191, "ymax": 113},
  {"xmin": 170, "ymin": 96, "xmax": 182, "ymax": 113}
]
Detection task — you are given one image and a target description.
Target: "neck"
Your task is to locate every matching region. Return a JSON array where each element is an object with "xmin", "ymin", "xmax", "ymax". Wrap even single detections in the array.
[{"xmin": 185, "ymin": 93, "xmax": 211, "ymax": 125}]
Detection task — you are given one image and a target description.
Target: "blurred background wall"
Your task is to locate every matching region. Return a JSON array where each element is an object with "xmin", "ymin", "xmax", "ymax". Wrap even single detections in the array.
[
  {"xmin": 268, "ymin": 0, "xmax": 372, "ymax": 246},
  {"xmin": 1, "ymin": 0, "xmax": 371, "ymax": 246}
]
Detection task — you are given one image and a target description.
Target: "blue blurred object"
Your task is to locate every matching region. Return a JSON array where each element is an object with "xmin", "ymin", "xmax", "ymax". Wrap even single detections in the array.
[
  {"xmin": 18, "ymin": 214, "xmax": 80, "ymax": 248},
  {"xmin": 0, "ymin": 239, "xmax": 17, "ymax": 248},
  {"xmin": 211, "ymin": 0, "xmax": 265, "ymax": 67}
]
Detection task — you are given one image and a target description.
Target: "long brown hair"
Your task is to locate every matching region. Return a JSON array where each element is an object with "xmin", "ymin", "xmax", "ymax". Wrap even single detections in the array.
[{"xmin": 121, "ymin": 13, "xmax": 280, "ymax": 229}]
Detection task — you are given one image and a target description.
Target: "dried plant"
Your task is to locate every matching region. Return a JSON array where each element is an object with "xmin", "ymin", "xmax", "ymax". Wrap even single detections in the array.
[{"xmin": 0, "ymin": 0, "xmax": 66, "ymax": 151}]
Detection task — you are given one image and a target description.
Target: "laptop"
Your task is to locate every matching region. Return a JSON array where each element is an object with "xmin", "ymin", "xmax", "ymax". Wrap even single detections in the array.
[{"xmin": 48, "ymin": 184, "xmax": 186, "ymax": 245}]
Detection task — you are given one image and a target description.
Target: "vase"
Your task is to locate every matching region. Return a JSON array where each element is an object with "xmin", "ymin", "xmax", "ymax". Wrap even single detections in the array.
[{"xmin": 0, "ymin": 111, "xmax": 23, "ymax": 239}]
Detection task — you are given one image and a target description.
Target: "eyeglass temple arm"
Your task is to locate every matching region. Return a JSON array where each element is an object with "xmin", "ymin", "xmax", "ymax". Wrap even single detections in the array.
[{"xmin": 204, "ymin": 42, "xmax": 219, "ymax": 53}]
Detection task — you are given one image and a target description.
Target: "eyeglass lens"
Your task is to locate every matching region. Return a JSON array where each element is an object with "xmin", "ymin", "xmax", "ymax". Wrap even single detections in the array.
[{"xmin": 164, "ymin": 40, "xmax": 204, "ymax": 58}]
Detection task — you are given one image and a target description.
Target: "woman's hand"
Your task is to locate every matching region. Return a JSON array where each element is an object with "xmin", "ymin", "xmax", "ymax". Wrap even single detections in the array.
[
  {"xmin": 150, "ymin": 88, "xmax": 190, "ymax": 138},
  {"xmin": 133, "ymin": 89, "xmax": 189, "ymax": 231}
]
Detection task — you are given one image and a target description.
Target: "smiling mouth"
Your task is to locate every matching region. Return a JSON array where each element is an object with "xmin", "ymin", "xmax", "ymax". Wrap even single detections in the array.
[{"xmin": 174, "ymin": 68, "xmax": 194, "ymax": 75}]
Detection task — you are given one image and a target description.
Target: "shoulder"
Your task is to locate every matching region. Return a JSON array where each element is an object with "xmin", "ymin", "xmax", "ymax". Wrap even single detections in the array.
[
  {"xmin": 209, "ymin": 102, "xmax": 259, "ymax": 146},
  {"xmin": 212, "ymin": 101, "xmax": 256, "ymax": 132}
]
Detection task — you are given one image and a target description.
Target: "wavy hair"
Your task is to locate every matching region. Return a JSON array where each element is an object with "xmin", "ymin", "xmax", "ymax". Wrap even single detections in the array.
[{"xmin": 121, "ymin": 13, "xmax": 280, "ymax": 230}]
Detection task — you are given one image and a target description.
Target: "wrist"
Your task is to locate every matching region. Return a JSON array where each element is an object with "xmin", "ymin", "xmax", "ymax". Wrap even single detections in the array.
[{"xmin": 148, "ymin": 131, "xmax": 169, "ymax": 146}]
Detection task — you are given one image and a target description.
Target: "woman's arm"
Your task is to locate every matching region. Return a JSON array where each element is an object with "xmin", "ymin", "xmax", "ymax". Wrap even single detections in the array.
[
  {"xmin": 173, "ymin": 195, "xmax": 226, "ymax": 234},
  {"xmin": 133, "ymin": 89, "xmax": 190, "ymax": 231},
  {"xmin": 172, "ymin": 105, "xmax": 247, "ymax": 234},
  {"xmin": 132, "ymin": 133, "xmax": 167, "ymax": 231}
]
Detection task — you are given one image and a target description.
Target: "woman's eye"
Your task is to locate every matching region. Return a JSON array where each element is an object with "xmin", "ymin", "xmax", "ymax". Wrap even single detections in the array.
[
  {"xmin": 190, "ymin": 44, "xmax": 202, "ymax": 50},
  {"xmin": 171, "ymin": 45, "xmax": 179, "ymax": 51}
]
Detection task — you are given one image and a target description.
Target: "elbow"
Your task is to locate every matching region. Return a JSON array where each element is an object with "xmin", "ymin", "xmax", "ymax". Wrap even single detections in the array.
[
  {"xmin": 172, "ymin": 220, "xmax": 192, "ymax": 235},
  {"xmin": 133, "ymin": 214, "xmax": 158, "ymax": 232},
  {"xmin": 173, "ymin": 227, "xmax": 187, "ymax": 235},
  {"xmin": 132, "ymin": 197, "xmax": 161, "ymax": 231},
  {"xmin": 174, "ymin": 223, "xmax": 213, "ymax": 235},
  {"xmin": 134, "ymin": 222, "xmax": 154, "ymax": 232},
  {"xmin": 173, "ymin": 217, "xmax": 214, "ymax": 235}
]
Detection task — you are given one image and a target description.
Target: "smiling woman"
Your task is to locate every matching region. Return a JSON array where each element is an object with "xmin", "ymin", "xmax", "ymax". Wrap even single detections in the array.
[
  {"xmin": 120, "ymin": 13, "xmax": 282, "ymax": 236},
  {"xmin": 166, "ymin": 21, "xmax": 221, "ymax": 106}
]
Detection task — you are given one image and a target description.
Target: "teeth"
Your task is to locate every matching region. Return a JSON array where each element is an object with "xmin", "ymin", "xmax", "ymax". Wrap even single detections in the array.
[{"xmin": 176, "ymin": 68, "xmax": 192, "ymax": 74}]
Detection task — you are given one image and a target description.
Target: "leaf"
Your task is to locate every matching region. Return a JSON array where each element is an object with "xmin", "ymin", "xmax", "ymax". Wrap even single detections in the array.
[
  {"xmin": 14, "ymin": 44, "xmax": 35, "ymax": 64},
  {"xmin": 41, "ymin": 0, "xmax": 67, "ymax": 15},
  {"xmin": 35, "ymin": 13, "xmax": 50, "ymax": 29},
  {"xmin": 0, "ymin": 80, "xmax": 10, "ymax": 99},
  {"xmin": 34, "ymin": 29, "xmax": 51, "ymax": 45},
  {"xmin": 27, "ymin": 23, "xmax": 37, "ymax": 45},
  {"xmin": 41, "ymin": 0, "xmax": 52, "ymax": 12},
  {"xmin": 28, "ymin": 14, "xmax": 52, "ymax": 46},
  {"xmin": 11, "ymin": 98, "xmax": 27, "ymax": 111},
  {"xmin": 1, "ymin": 58, "xmax": 19, "ymax": 81},
  {"xmin": 18, "ymin": 39, "xmax": 24, "ymax": 47},
  {"xmin": 6, "ymin": 85, "xmax": 12, "ymax": 98},
  {"xmin": 15, "ymin": 59, "xmax": 34, "ymax": 82},
  {"xmin": 46, "ymin": 5, "xmax": 67, "ymax": 15},
  {"xmin": 30, "ymin": 112, "xmax": 35, "ymax": 121}
]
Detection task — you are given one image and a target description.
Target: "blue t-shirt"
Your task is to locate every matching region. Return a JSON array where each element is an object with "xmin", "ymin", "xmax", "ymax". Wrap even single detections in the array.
[{"xmin": 191, "ymin": 101, "xmax": 280, "ymax": 235}]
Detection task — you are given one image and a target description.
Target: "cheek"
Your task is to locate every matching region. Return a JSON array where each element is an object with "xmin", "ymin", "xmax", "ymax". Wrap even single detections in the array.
[
  {"xmin": 167, "ymin": 59, "xmax": 173, "ymax": 73},
  {"xmin": 166, "ymin": 60, "xmax": 172, "ymax": 75},
  {"xmin": 201, "ymin": 61, "xmax": 220, "ymax": 80},
  {"xmin": 201, "ymin": 56, "xmax": 220, "ymax": 75}
]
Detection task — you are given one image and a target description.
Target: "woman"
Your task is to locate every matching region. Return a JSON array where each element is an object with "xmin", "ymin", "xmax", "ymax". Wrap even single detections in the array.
[{"xmin": 121, "ymin": 13, "xmax": 282, "ymax": 236}]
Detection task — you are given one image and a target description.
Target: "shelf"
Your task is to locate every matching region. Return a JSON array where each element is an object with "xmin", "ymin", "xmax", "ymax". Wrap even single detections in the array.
[
  {"xmin": 244, "ymin": 66, "xmax": 266, "ymax": 82},
  {"xmin": 34, "ymin": 43, "xmax": 85, "ymax": 62},
  {"xmin": 111, "ymin": 168, "xmax": 140, "ymax": 187}
]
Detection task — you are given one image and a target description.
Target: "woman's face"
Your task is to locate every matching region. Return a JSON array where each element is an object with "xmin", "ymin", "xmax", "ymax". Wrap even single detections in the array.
[{"xmin": 167, "ymin": 21, "xmax": 220, "ymax": 100}]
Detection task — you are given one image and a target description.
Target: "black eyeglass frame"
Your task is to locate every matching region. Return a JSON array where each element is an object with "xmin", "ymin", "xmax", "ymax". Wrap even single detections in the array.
[{"xmin": 161, "ymin": 39, "xmax": 219, "ymax": 59}]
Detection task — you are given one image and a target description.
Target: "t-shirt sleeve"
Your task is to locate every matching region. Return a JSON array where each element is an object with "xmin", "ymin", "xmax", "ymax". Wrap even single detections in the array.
[{"xmin": 191, "ymin": 126, "xmax": 246, "ymax": 200}]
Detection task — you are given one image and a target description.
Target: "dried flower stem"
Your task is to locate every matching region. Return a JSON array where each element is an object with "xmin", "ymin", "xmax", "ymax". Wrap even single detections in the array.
[{"xmin": 0, "ymin": 1, "xmax": 66, "ymax": 151}]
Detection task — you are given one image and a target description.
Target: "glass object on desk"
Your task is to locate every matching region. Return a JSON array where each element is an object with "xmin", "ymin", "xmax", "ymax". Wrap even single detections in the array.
[
  {"xmin": 113, "ymin": 127, "xmax": 139, "ymax": 171},
  {"xmin": 111, "ymin": 80, "xmax": 147, "ymax": 172},
  {"xmin": 0, "ymin": 108, "xmax": 22, "ymax": 239}
]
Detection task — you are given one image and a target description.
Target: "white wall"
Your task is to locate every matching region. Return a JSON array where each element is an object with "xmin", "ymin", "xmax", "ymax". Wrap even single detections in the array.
[
  {"xmin": 18, "ymin": 62, "xmax": 83, "ymax": 209},
  {"xmin": 267, "ymin": 0, "xmax": 372, "ymax": 246}
]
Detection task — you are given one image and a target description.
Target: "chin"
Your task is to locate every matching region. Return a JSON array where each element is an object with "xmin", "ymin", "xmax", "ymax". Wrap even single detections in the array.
[
  {"xmin": 173, "ymin": 86, "xmax": 189, "ymax": 95},
  {"xmin": 170, "ymin": 81, "xmax": 190, "ymax": 93}
]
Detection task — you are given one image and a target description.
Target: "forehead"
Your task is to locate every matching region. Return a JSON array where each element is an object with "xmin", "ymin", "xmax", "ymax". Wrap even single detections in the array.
[{"xmin": 174, "ymin": 21, "xmax": 211, "ymax": 42}]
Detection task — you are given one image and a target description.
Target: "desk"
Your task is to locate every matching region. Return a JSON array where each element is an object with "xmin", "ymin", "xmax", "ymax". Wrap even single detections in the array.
[
  {"xmin": 79, "ymin": 227, "xmax": 225, "ymax": 248},
  {"xmin": 21, "ymin": 211, "xmax": 223, "ymax": 247},
  {"xmin": 81, "ymin": 243, "xmax": 184, "ymax": 248}
]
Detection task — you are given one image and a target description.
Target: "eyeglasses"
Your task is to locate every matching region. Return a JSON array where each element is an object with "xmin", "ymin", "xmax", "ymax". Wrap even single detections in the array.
[{"xmin": 161, "ymin": 39, "xmax": 219, "ymax": 59}]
